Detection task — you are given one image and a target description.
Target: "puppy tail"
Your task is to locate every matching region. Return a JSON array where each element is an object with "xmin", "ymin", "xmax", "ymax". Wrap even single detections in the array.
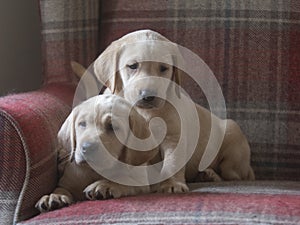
[{"xmin": 71, "ymin": 61, "xmax": 87, "ymax": 79}]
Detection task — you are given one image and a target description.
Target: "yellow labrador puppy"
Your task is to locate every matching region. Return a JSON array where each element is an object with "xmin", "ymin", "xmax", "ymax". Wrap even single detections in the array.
[
  {"xmin": 92, "ymin": 29, "xmax": 255, "ymax": 193},
  {"xmin": 35, "ymin": 94, "xmax": 158, "ymax": 212}
]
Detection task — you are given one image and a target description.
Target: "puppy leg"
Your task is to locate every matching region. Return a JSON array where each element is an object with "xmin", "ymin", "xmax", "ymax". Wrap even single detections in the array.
[
  {"xmin": 219, "ymin": 144, "xmax": 254, "ymax": 181},
  {"xmin": 159, "ymin": 169, "xmax": 189, "ymax": 193},
  {"xmin": 158, "ymin": 141, "xmax": 189, "ymax": 193},
  {"xmin": 84, "ymin": 180, "xmax": 150, "ymax": 200},
  {"xmin": 35, "ymin": 187, "xmax": 74, "ymax": 212},
  {"xmin": 219, "ymin": 156, "xmax": 243, "ymax": 181},
  {"xmin": 219, "ymin": 120, "xmax": 254, "ymax": 181},
  {"xmin": 195, "ymin": 168, "xmax": 223, "ymax": 182},
  {"xmin": 221, "ymin": 163, "xmax": 255, "ymax": 181}
]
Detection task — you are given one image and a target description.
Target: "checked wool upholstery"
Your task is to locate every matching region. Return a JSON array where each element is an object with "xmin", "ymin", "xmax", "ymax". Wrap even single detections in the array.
[
  {"xmin": 0, "ymin": 0, "xmax": 299, "ymax": 224},
  {"xmin": 99, "ymin": 0, "xmax": 300, "ymax": 181},
  {"xmin": 0, "ymin": 0, "xmax": 99, "ymax": 224},
  {"xmin": 19, "ymin": 181, "xmax": 300, "ymax": 224}
]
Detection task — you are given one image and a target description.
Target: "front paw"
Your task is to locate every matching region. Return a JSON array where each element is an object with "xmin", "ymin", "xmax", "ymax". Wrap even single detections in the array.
[
  {"xmin": 196, "ymin": 168, "xmax": 223, "ymax": 182},
  {"xmin": 84, "ymin": 180, "xmax": 127, "ymax": 200},
  {"xmin": 35, "ymin": 193, "xmax": 73, "ymax": 212},
  {"xmin": 159, "ymin": 179, "xmax": 189, "ymax": 193}
]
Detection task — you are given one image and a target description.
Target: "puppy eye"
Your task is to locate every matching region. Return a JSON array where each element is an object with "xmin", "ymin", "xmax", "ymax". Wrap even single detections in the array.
[
  {"xmin": 160, "ymin": 65, "xmax": 169, "ymax": 73},
  {"xmin": 78, "ymin": 121, "xmax": 86, "ymax": 128},
  {"xmin": 127, "ymin": 63, "xmax": 138, "ymax": 70}
]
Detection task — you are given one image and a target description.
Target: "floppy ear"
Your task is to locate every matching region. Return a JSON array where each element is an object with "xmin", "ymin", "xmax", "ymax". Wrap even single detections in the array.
[
  {"xmin": 172, "ymin": 56, "xmax": 182, "ymax": 98},
  {"xmin": 57, "ymin": 110, "xmax": 77, "ymax": 162},
  {"xmin": 128, "ymin": 109, "xmax": 150, "ymax": 141},
  {"xmin": 93, "ymin": 42, "xmax": 121, "ymax": 94},
  {"xmin": 125, "ymin": 109, "xmax": 159, "ymax": 166}
]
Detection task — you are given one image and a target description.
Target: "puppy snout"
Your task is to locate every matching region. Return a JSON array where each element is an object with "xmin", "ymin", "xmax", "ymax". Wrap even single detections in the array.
[
  {"xmin": 140, "ymin": 89, "xmax": 156, "ymax": 102},
  {"xmin": 81, "ymin": 142, "xmax": 97, "ymax": 153}
]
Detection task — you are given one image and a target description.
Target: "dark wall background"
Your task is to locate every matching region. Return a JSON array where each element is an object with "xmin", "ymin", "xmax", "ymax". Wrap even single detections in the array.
[{"xmin": 0, "ymin": 0, "xmax": 42, "ymax": 96}]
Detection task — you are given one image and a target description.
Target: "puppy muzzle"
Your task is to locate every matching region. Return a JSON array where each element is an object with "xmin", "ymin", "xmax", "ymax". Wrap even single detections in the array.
[
  {"xmin": 81, "ymin": 141, "xmax": 98, "ymax": 153},
  {"xmin": 135, "ymin": 89, "xmax": 164, "ymax": 108},
  {"xmin": 75, "ymin": 141, "xmax": 98, "ymax": 164}
]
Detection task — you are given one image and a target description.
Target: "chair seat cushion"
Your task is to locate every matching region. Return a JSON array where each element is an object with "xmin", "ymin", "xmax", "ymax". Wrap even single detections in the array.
[{"xmin": 19, "ymin": 181, "xmax": 300, "ymax": 224}]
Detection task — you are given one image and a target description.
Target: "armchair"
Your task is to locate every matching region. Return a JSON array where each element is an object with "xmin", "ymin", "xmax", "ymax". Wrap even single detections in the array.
[{"xmin": 1, "ymin": 1, "xmax": 299, "ymax": 224}]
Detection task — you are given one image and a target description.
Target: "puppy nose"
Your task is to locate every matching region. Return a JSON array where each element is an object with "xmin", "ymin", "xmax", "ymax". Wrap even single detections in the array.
[
  {"xmin": 140, "ymin": 89, "xmax": 156, "ymax": 102},
  {"xmin": 81, "ymin": 142, "xmax": 97, "ymax": 153}
]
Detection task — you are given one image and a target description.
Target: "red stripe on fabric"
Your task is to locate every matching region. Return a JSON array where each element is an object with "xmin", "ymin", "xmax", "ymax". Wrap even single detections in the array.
[
  {"xmin": 0, "ymin": 112, "xmax": 26, "ymax": 191},
  {"xmin": 28, "ymin": 192, "xmax": 300, "ymax": 222},
  {"xmin": 0, "ymin": 84, "xmax": 75, "ymax": 222}
]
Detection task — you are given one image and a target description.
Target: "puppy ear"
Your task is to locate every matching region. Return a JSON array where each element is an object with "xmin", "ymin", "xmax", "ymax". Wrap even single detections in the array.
[
  {"xmin": 57, "ymin": 110, "xmax": 77, "ymax": 162},
  {"xmin": 129, "ymin": 109, "xmax": 150, "ymax": 140},
  {"xmin": 172, "ymin": 56, "xmax": 182, "ymax": 98},
  {"xmin": 125, "ymin": 109, "xmax": 157, "ymax": 166},
  {"xmin": 94, "ymin": 42, "xmax": 121, "ymax": 94}
]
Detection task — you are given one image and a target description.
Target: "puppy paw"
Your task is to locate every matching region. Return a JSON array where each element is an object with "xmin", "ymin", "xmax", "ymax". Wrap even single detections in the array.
[
  {"xmin": 84, "ymin": 180, "xmax": 129, "ymax": 200},
  {"xmin": 159, "ymin": 180, "xmax": 189, "ymax": 193},
  {"xmin": 196, "ymin": 168, "xmax": 223, "ymax": 182},
  {"xmin": 35, "ymin": 193, "xmax": 73, "ymax": 212}
]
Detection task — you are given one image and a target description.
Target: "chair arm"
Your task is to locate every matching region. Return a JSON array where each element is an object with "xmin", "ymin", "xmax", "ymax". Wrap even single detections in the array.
[{"xmin": 0, "ymin": 83, "xmax": 75, "ymax": 224}]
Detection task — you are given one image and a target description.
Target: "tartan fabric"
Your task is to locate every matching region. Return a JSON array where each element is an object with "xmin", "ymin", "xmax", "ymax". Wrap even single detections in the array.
[
  {"xmin": 0, "ymin": 0, "xmax": 100, "ymax": 223},
  {"xmin": 99, "ymin": 0, "xmax": 300, "ymax": 181},
  {"xmin": 0, "ymin": 112, "xmax": 26, "ymax": 225},
  {"xmin": 1, "ymin": 0, "xmax": 300, "ymax": 224},
  {"xmin": 0, "ymin": 85, "xmax": 74, "ymax": 224},
  {"xmin": 19, "ymin": 181, "xmax": 300, "ymax": 225},
  {"xmin": 40, "ymin": 0, "xmax": 100, "ymax": 84}
]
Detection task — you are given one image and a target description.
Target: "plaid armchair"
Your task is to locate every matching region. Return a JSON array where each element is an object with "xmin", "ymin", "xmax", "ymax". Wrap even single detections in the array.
[{"xmin": 1, "ymin": 1, "xmax": 299, "ymax": 224}]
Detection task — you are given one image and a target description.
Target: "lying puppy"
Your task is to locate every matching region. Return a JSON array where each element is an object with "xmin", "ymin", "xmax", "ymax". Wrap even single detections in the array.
[
  {"xmin": 92, "ymin": 29, "xmax": 255, "ymax": 193},
  {"xmin": 36, "ymin": 94, "xmax": 158, "ymax": 212}
]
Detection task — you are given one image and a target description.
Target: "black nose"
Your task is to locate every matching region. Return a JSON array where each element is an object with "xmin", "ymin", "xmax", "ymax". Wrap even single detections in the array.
[
  {"xmin": 140, "ymin": 90, "xmax": 156, "ymax": 102},
  {"xmin": 81, "ymin": 142, "xmax": 97, "ymax": 153}
]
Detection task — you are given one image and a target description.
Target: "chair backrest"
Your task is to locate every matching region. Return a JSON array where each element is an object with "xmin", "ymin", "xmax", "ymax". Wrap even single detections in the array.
[
  {"xmin": 99, "ymin": 0, "xmax": 300, "ymax": 181},
  {"xmin": 40, "ymin": 0, "xmax": 100, "ymax": 84}
]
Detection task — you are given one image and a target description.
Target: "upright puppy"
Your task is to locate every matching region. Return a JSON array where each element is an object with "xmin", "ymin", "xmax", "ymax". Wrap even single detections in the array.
[
  {"xmin": 36, "ymin": 94, "xmax": 158, "ymax": 212},
  {"xmin": 93, "ymin": 29, "xmax": 255, "ymax": 193}
]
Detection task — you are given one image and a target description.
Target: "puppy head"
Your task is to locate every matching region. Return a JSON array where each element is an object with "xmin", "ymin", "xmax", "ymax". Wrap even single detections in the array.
[
  {"xmin": 57, "ymin": 94, "xmax": 158, "ymax": 167},
  {"xmin": 94, "ymin": 29, "xmax": 183, "ymax": 108}
]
